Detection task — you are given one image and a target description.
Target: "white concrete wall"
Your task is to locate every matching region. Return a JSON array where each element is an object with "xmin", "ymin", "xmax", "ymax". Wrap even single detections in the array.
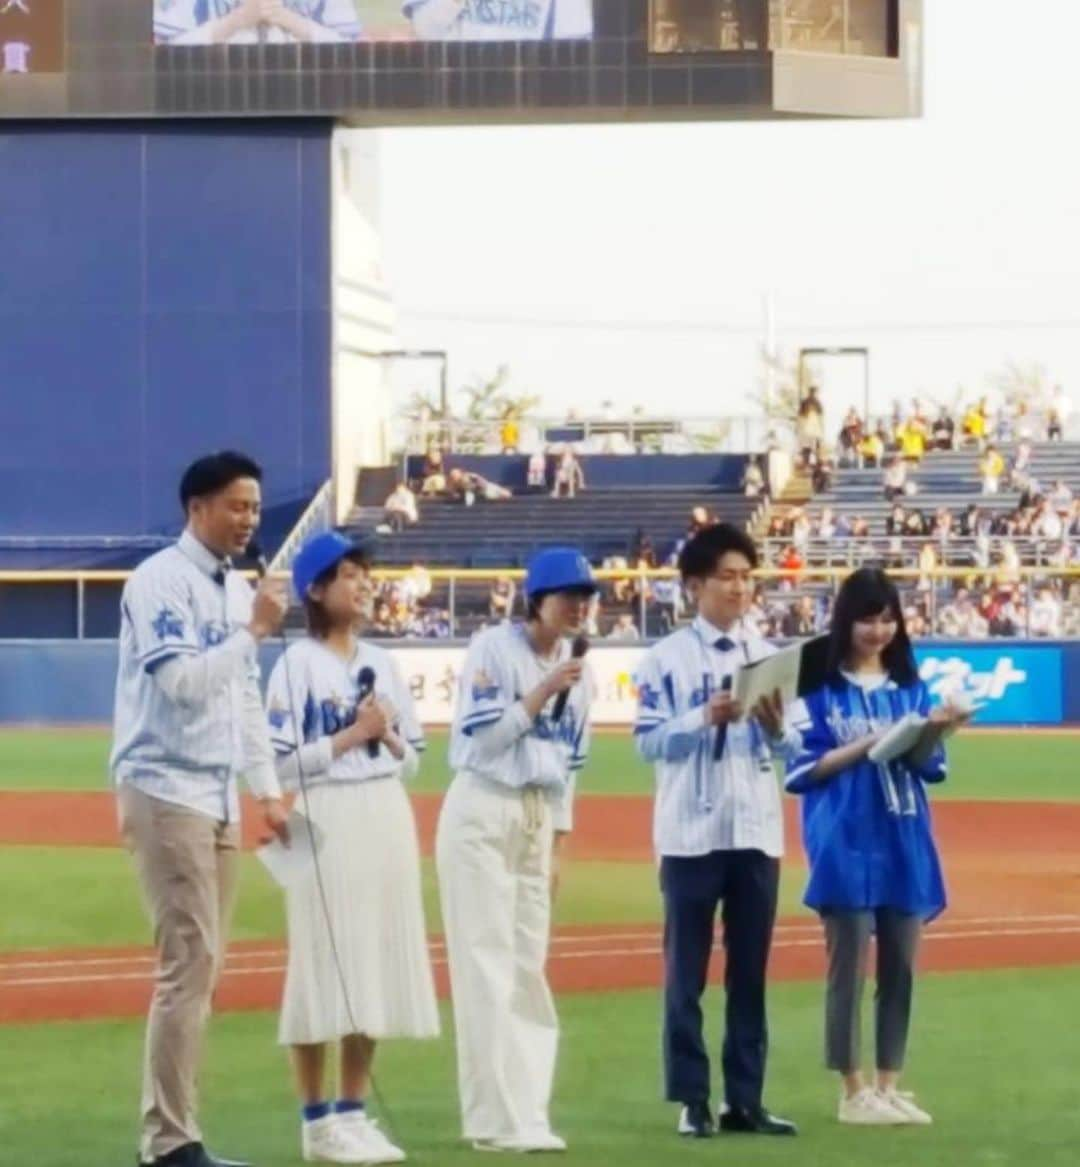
[{"xmin": 331, "ymin": 130, "xmax": 399, "ymax": 524}]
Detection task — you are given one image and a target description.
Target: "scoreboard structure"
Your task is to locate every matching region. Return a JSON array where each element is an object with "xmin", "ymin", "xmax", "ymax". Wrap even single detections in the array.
[{"xmin": 0, "ymin": 0, "xmax": 921, "ymax": 122}]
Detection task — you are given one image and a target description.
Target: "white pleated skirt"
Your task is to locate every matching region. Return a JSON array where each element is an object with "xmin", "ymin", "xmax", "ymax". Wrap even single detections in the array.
[{"xmin": 278, "ymin": 778, "xmax": 440, "ymax": 1045}]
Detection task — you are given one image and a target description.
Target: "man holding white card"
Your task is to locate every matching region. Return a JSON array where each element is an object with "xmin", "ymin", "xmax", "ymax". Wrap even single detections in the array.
[{"xmin": 633, "ymin": 524, "xmax": 799, "ymax": 1141}]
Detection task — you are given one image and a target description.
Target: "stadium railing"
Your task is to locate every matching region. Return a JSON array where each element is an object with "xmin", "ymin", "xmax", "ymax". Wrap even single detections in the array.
[{"xmin": 2, "ymin": 565, "xmax": 1078, "ymax": 642}]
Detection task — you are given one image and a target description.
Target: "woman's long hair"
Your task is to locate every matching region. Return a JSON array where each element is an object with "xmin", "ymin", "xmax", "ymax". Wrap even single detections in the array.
[{"xmin": 826, "ymin": 566, "xmax": 918, "ymax": 687}]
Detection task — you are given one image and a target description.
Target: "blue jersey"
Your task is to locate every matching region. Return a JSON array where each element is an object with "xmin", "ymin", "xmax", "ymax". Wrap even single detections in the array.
[{"xmin": 786, "ymin": 676, "xmax": 947, "ymax": 921}]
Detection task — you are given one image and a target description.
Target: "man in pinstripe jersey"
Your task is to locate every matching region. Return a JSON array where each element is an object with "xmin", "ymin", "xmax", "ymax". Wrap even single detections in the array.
[{"xmin": 634, "ymin": 523, "xmax": 799, "ymax": 1141}]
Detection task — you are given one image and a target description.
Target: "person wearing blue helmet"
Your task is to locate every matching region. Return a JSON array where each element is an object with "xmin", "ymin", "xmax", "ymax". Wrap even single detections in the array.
[
  {"xmin": 436, "ymin": 546, "xmax": 597, "ymax": 1154},
  {"xmin": 263, "ymin": 530, "xmax": 438, "ymax": 1164}
]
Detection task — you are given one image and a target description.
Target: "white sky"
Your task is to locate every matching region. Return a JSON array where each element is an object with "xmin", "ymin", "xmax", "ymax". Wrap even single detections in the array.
[{"xmin": 377, "ymin": 0, "xmax": 1080, "ymax": 425}]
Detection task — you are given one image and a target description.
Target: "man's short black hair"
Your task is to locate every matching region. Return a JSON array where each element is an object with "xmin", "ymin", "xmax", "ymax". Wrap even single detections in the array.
[
  {"xmin": 179, "ymin": 451, "xmax": 263, "ymax": 511},
  {"xmin": 677, "ymin": 522, "xmax": 759, "ymax": 580}
]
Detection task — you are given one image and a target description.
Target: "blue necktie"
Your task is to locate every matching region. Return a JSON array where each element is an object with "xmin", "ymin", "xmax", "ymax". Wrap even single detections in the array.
[{"xmin": 713, "ymin": 637, "xmax": 736, "ymax": 759}]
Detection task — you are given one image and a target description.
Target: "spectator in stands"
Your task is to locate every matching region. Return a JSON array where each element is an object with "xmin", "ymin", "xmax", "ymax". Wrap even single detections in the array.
[
  {"xmin": 882, "ymin": 456, "xmax": 908, "ymax": 501},
  {"xmin": 937, "ymin": 588, "xmax": 989, "ymax": 638},
  {"xmin": 903, "ymin": 508, "xmax": 929, "ymax": 538},
  {"xmin": 961, "ymin": 400, "xmax": 988, "ymax": 450},
  {"xmin": 652, "ymin": 554, "xmax": 683, "ymax": 634},
  {"xmin": 903, "ymin": 602, "xmax": 929, "ymax": 638},
  {"xmin": 849, "ymin": 515, "xmax": 870, "ymax": 539},
  {"xmin": 371, "ymin": 598, "xmax": 396, "ymax": 637},
  {"xmin": 526, "ymin": 448, "xmax": 548, "ymax": 492},
  {"xmin": 790, "ymin": 508, "xmax": 811, "ymax": 554},
  {"xmin": 1047, "ymin": 384, "xmax": 1070, "ymax": 441},
  {"xmin": 606, "ymin": 611, "xmax": 641, "ymax": 641},
  {"xmin": 1008, "ymin": 439, "xmax": 1033, "ymax": 491},
  {"xmin": 500, "ymin": 411, "xmax": 521, "ymax": 455},
  {"xmin": 931, "ymin": 407, "xmax": 955, "ymax": 451},
  {"xmin": 742, "ymin": 459, "xmax": 766, "ymax": 498},
  {"xmin": 958, "ymin": 503, "xmax": 979, "ymax": 538},
  {"xmin": 857, "ymin": 427, "xmax": 884, "ymax": 469},
  {"xmin": 897, "ymin": 415, "xmax": 927, "ymax": 464},
  {"xmin": 781, "ymin": 595, "xmax": 817, "ymax": 637},
  {"xmin": 931, "ymin": 507, "xmax": 955, "ymax": 547},
  {"xmin": 401, "ymin": 562, "xmax": 433, "ymax": 610},
  {"xmin": 998, "ymin": 539, "xmax": 1022, "ymax": 586},
  {"xmin": 1049, "ymin": 479, "xmax": 1074, "ymax": 514},
  {"xmin": 551, "ymin": 446, "xmax": 585, "ymax": 499},
  {"xmin": 384, "ymin": 481, "xmax": 419, "ymax": 531},
  {"xmin": 984, "ymin": 587, "xmax": 1024, "ymax": 638},
  {"xmin": 420, "ymin": 447, "xmax": 448, "ymax": 496},
  {"xmin": 810, "ymin": 451, "xmax": 835, "ymax": 494},
  {"xmin": 765, "ymin": 513, "xmax": 788, "ymax": 542},
  {"xmin": 1068, "ymin": 501, "xmax": 1080, "ymax": 539},
  {"xmin": 916, "ymin": 542, "xmax": 938, "ymax": 591},
  {"xmin": 797, "ymin": 386, "xmax": 825, "ymax": 464},
  {"xmin": 817, "ymin": 507, "xmax": 837, "ymax": 541},
  {"xmin": 885, "ymin": 503, "xmax": 907, "ymax": 538},
  {"xmin": 778, "ymin": 544, "xmax": 805, "ymax": 578},
  {"xmin": 838, "ymin": 407, "xmax": 863, "ymax": 467},
  {"xmin": 979, "ymin": 444, "xmax": 1005, "ymax": 494},
  {"xmin": 488, "ymin": 576, "xmax": 516, "ymax": 623}
]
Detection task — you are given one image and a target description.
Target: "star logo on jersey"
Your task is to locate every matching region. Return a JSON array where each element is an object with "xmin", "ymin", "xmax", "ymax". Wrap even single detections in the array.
[
  {"xmin": 200, "ymin": 620, "xmax": 228, "ymax": 648},
  {"xmin": 151, "ymin": 607, "xmax": 185, "ymax": 642},
  {"xmin": 471, "ymin": 669, "xmax": 500, "ymax": 702}
]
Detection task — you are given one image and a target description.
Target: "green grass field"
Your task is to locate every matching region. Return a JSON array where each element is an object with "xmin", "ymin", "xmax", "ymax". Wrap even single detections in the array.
[
  {"xmin": 2, "ymin": 727, "xmax": 1078, "ymax": 800},
  {"xmin": 4, "ymin": 970, "xmax": 1080, "ymax": 1166}
]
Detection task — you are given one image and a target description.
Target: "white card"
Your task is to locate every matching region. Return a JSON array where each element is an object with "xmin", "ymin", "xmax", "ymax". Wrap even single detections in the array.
[{"xmin": 255, "ymin": 809, "xmax": 324, "ymax": 889}]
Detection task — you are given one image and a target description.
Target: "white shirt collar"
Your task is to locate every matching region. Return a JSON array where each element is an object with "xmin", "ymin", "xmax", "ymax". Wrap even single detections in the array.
[
  {"xmin": 692, "ymin": 613, "xmax": 746, "ymax": 648},
  {"xmin": 178, "ymin": 529, "xmax": 230, "ymax": 581}
]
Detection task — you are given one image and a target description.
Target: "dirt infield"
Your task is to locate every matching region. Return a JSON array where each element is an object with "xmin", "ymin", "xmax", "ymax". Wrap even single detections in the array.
[
  {"xmin": 3, "ymin": 790, "xmax": 1080, "ymax": 1024},
  {"xmin": 5, "ymin": 914, "xmax": 1080, "ymax": 1025}
]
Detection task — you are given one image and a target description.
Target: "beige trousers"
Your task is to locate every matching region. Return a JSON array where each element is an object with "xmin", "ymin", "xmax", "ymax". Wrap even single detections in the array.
[{"xmin": 118, "ymin": 784, "xmax": 239, "ymax": 1161}]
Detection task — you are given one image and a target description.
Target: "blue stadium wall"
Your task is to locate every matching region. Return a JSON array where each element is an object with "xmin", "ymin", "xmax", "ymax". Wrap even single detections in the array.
[{"xmin": 0, "ymin": 119, "xmax": 333, "ymax": 547}]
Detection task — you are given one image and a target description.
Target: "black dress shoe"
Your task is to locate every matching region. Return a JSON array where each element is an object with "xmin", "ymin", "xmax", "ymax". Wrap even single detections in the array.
[
  {"xmin": 719, "ymin": 1105, "xmax": 798, "ymax": 1136},
  {"xmin": 677, "ymin": 1100, "xmax": 716, "ymax": 1138},
  {"xmin": 140, "ymin": 1143, "xmax": 253, "ymax": 1167}
]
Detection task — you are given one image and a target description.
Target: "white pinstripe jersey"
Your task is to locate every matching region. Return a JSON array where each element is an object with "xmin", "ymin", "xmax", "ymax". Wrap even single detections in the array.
[
  {"xmin": 110, "ymin": 530, "xmax": 262, "ymax": 822},
  {"xmin": 266, "ymin": 637, "xmax": 425, "ymax": 788},
  {"xmin": 449, "ymin": 622, "xmax": 591, "ymax": 810},
  {"xmin": 634, "ymin": 615, "xmax": 786, "ymax": 859},
  {"xmin": 155, "ymin": 0, "xmax": 362, "ymax": 44}
]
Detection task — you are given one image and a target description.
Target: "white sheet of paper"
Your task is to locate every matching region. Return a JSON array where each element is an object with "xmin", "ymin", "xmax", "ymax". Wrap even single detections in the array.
[
  {"xmin": 255, "ymin": 810, "xmax": 324, "ymax": 889},
  {"xmin": 868, "ymin": 713, "xmax": 927, "ymax": 763},
  {"xmin": 734, "ymin": 641, "xmax": 802, "ymax": 713}
]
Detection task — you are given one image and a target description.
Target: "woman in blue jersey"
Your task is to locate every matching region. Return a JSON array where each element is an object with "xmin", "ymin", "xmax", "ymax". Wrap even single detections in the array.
[
  {"xmin": 785, "ymin": 567, "xmax": 969, "ymax": 1128},
  {"xmin": 265, "ymin": 531, "xmax": 438, "ymax": 1165}
]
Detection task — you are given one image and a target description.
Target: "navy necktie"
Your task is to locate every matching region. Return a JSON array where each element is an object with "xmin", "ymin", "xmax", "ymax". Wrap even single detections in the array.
[
  {"xmin": 212, "ymin": 560, "xmax": 232, "ymax": 587},
  {"xmin": 713, "ymin": 637, "xmax": 736, "ymax": 759}
]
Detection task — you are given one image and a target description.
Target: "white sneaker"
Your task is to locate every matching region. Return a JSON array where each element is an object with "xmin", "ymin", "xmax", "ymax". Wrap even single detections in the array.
[
  {"xmin": 837, "ymin": 1087, "xmax": 908, "ymax": 1125},
  {"xmin": 879, "ymin": 1089, "xmax": 932, "ymax": 1125},
  {"xmin": 471, "ymin": 1131, "xmax": 567, "ymax": 1153},
  {"xmin": 303, "ymin": 1114, "xmax": 377, "ymax": 1163},
  {"xmin": 336, "ymin": 1111, "xmax": 408, "ymax": 1163}
]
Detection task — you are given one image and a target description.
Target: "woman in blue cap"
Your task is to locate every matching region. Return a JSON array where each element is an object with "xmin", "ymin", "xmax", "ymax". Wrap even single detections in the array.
[
  {"xmin": 436, "ymin": 546, "xmax": 597, "ymax": 1154},
  {"xmin": 264, "ymin": 531, "xmax": 438, "ymax": 1164}
]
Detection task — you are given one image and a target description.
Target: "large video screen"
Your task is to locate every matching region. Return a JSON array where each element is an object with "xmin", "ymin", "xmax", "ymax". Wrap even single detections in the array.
[{"xmin": 153, "ymin": 1, "xmax": 595, "ymax": 45}]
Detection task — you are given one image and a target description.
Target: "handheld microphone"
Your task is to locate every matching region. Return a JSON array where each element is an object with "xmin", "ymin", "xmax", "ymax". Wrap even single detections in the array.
[
  {"xmin": 552, "ymin": 634, "xmax": 589, "ymax": 722},
  {"xmin": 356, "ymin": 665, "xmax": 380, "ymax": 758},
  {"xmin": 247, "ymin": 539, "xmax": 268, "ymax": 580}
]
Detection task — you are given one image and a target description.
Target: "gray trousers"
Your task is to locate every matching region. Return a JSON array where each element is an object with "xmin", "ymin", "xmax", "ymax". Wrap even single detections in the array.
[{"xmin": 824, "ymin": 909, "xmax": 921, "ymax": 1074}]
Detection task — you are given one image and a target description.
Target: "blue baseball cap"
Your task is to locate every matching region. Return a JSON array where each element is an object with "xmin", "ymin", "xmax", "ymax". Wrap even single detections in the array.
[
  {"xmin": 292, "ymin": 531, "xmax": 372, "ymax": 600},
  {"xmin": 525, "ymin": 547, "xmax": 597, "ymax": 599}
]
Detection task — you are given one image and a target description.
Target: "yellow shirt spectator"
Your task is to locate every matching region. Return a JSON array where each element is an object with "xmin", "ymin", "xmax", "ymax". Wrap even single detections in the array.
[
  {"xmin": 899, "ymin": 424, "xmax": 926, "ymax": 461},
  {"xmin": 500, "ymin": 417, "xmax": 520, "ymax": 452},
  {"xmin": 963, "ymin": 407, "xmax": 986, "ymax": 440},
  {"xmin": 859, "ymin": 432, "xmax": 884, "ymax": 463}
]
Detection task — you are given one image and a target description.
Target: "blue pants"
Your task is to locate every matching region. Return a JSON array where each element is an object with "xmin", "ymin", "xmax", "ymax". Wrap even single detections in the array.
[{"xmin": 661, "ymin": 849, "xmax": 780, "ymax": 1108}]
